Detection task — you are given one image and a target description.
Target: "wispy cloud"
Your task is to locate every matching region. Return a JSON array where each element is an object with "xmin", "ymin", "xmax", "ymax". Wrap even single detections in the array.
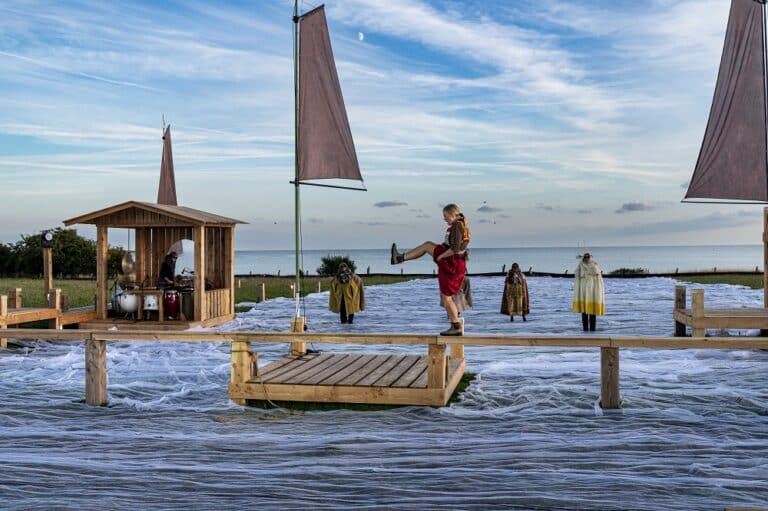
[
  {"xmin": 477, "ymin": 205, "xmax": 502, "ymax": 213},
  {"xmin": 616, "ymin": 202, "xmax": 654, "ymax": 214},
  {"xmin": 373, "ymin": 201, "xmax": 408, "ymax": 208}
]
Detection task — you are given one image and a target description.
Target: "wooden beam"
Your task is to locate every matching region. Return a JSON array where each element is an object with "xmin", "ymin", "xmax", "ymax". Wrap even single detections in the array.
[
  {"xmin": 194, "ymin": 225, "xmax": 205, "ymax": 322},
  {"xmin": 450, "ymin": 318, "xmax": 465, "ymax": 359},
  {"xmin": 600, "ymin": 347, "xmax": 620, "ymax": 409},
  {"xmin": 230, "ymin": 339, "xmax": 250, "ymax": 405},
  {"xmin": 227, "ymin": 227, "xmax": 235, "ymax": 315},
  {"xmin": 674, "ymin": 285, "xmax": 686, "ymax": 337},
  {"xmin": 43, "ymin": 247, "xmax": 53, "ymax": 295},
  {"xmin": 135, "ymin": 228, "xmax": 146, "ymax": 286},
  {"xmin": 427, "ymin": 344, "xmax": 446, "ymax": 389},
  {"xmin": 47, "ymin": 288, "xmax": 62, "ymax": 329},
  {"xmin": 96, "ymin": 226, "xmax": 108, "ymax": 320},
  {"xmin": 0, "ymin": 295, "xmax": 7, "ymax": 349},
  {"xmin": 8, "ymin": 288, "xmax": 22, "ymax": 309},
  {"xmin": 290, "ymin": 316, "xmax": 306, "ymax": 355},
  {"xmin": 85, "ymin": 339, "xmax": 107, "ymax": 406},
  {"xmin": 691, "ymin": 289, "xmax": 705, "ymax": 337},
  {"xmin": 259, "ymin": 283, "xmax": 266, "ymax": 303}
]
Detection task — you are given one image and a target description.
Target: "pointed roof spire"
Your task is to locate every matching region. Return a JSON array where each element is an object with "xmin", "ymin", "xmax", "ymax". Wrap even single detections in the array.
[{"xmin": 157, "ymin": 124, "xmax": 178, "ymax": 205}]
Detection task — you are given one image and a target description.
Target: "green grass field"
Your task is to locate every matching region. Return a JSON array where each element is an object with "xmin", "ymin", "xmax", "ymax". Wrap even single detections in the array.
[
  {"xmin": 675, "ymin": 274, "xmax": 763, "ymax": 289},
  {"xmin": 0, "ymin": 275, "xmax": 420, "ymax": 309}
]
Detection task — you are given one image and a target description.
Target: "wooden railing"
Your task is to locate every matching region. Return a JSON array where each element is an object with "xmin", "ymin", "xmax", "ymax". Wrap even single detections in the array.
[
  {"xmin": 205, "ymin": 288, "xmax": 231, "ymax": 319},
  {"xmin": 2, "ymin": 328, "xmax": 766, "ymax": 408}
]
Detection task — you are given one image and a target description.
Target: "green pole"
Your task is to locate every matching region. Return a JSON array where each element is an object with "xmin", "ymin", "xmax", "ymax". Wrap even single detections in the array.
[{"xmin": 293, "ymin": 0, "xmax": 302, "ymax": 317}]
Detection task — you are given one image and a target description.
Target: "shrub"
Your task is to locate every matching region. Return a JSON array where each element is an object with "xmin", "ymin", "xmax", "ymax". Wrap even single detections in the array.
[
  {"xmin": 608, "ymin": 267, "xmax": 649, "ymax": 275},
  {"xmin": 316, "ymin": 255, "xmax": 356, "ymax": 276}
]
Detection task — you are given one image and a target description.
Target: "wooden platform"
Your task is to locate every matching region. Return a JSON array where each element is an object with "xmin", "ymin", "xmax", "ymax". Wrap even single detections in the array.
[
  {"xmin": 229, "ymin": 352, "xmax": 466, "ymax": 407},
  {"xmin": 79, "ymin": 314, "xmax": 235, "ymax": 331},
  {"xmin": 673, "ymin": 286, "xmax": 768, "ymax": 336},
  {"xmin": 0, "ymin": 306, "xmax": 97, "ymax": 327}
]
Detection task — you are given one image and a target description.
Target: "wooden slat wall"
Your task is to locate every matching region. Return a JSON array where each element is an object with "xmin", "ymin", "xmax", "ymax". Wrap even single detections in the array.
[{"xmin": 205, "ymin": 288, "xmax": 230, "ymax": 319}]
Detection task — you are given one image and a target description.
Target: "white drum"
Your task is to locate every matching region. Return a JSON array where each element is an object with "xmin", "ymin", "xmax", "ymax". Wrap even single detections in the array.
[
  {"xmin": 117, "ymin": 293, "xmax": 138, "ymax": 314},
  {"xmin": 143, "ymin": 295, "xmax": 159, "ymax": 311}
]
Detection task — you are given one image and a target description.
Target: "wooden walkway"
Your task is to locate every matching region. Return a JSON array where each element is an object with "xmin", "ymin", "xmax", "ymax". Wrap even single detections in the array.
[
  {"xmin": 231, "ymin": 353, "xmax": 465, "ymax": 406},
  {"xmin": 673, "ymin": 286, "xmax": 768, "ymax": 336}
]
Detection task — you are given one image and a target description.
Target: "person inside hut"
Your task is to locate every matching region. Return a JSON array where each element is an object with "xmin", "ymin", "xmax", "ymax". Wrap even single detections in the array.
[
  {"xmin": 157, "ymin": 251, "xmax": 178, "ymax": 289},
  {"xmin": 390, "ymin": 203, "xmax": 471, "ymax": 336},
  {"xmin": 328, "ymin": 262, "xmax": 365, "ymax": 324},
  {"xmin": 501, "ymin": 262, "xmax": 529, "ymax": 322},
  {"xmin": 572, "ymin": 252, "xmax": 605, "ymax": 331}
]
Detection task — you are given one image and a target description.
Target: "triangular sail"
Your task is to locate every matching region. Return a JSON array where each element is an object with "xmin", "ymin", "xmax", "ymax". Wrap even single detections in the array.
[
  {"xmin": 685, "ymin": 0, "xmax": 768, "ymax": 202},
  {"xmin": 298, "ymin": 5, "xmax": 363, "ymax": 183},
  {"xmin": 157, "ymin": 125, "xmax": 178, "ymax": 205}
]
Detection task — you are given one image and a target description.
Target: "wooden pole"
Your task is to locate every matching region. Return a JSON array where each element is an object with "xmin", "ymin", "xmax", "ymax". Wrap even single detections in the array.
[
  {"xmin": 194, "ymin": 225, "xmax": 206, "ymax": 322},
  {"xmin": 290, "ymin": 283, "xmax": 296, "ymax": 299},
  {"xmin": 85, "ymin": 339, "xmax": 107, "ymax": 406},
  {"xmin": 95, "ymin": 227, "xmax": 108, "ymax": 320},
  {"xmin": 427, "ymin": 344, "xmax": 447, "ymax": 389},
  {"xmin": 674, "ymin": 285, "xmax": 687, "ymax": 337},
  {"xmin": 227, "ymin": 227, "xmax": 235, "ymax": 316},
  {"xmin": 48, "ymin": 288, "xmax": 61, "ymax": 329},
  {"xmin": 0, "ymin": 295, "xmax": 7, "ymax": 349},
  {"xmin": 259, "ymin": 283, "xmax": 266, "ymax": 303},
  {"xmin": 43, "ymin": 247, "xmax": 53, "ymax": 295},
  {"xmin": 8, "ymin": 288, "xmax": 22, "ymax": 309},
  {"xmin": 290, "ymin": 316, "xmax": 306, "ymax": 356},
  {"xmin": 316, "ymin": 281, "xmax": 321, "ymax": 293},
  {"xmin": 450, "ymin": 318, "xmax": 465, "ymax": 359},
  {"xmin": 600, "ymin": 347, "xmax": 620, "ymax": 409},
  {"xmin": 230, "ymin": 339, "xmax": 252, "ymax": 405},
  {"xmin": 692, "ymin": 288, "xmax": 705, "ymax": 337}
]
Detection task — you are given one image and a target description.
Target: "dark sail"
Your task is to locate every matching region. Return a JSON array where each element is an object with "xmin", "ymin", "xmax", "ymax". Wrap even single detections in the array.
[
  {"xmin": 157, "ymin": 125, "xmax": 178, "ymax": 205},
  {"xmin": 685, "ymin": 0, "xmax": 768, "ymax": 202},
  {"xmin": 297, "ymin": 6, "xmax": 363, "ymax": 183}
]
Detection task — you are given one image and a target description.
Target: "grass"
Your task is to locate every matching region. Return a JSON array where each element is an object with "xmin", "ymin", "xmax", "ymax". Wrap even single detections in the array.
[
  {"xmin": 676, "ymin": 273, "xmax": 764, "ymax": 289},
  {"xmin": 0, "ymin": 275, "xmax": 420, "ymax": 309},
  {"xmin": 246, "ymin": 371, "xmax": 477, "ymax": 411}
]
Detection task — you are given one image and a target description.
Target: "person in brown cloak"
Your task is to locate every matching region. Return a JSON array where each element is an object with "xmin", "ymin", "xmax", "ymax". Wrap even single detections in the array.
[{"xmin": 500, "ymin": 262, "xmax": 529, "ymax": 322}]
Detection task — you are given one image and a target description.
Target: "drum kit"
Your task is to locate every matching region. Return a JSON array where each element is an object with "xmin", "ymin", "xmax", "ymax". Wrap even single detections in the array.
[{"xmin": 112, "ymin": 254, "xmax": 193, "ymax": 321}]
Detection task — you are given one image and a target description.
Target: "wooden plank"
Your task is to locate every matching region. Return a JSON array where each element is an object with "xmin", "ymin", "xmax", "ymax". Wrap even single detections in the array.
[
  {"xmin": 3, "ymin": 308, "xmax": 60, "ymax": 324},
  {"xmin": 355, "ymin": 355, "xmax": 402, "ymax": 386},
  {"xmin": 428, "ymin": 344, "xmax": 447, "ymax": 389},
  {"xmin": 320, "ymin": 354, "xmax": 380, "ymax": 385},
  {"xmin": 43, "ymin": 247, "xmax": 53, "ymax": 295},
  {"xmin": 0, "ymin": 295, "xmax": 6, "ymax": 349},
  {"xmin": 194, "ymin": 225, "xmax": 205, "ymax": 322},
  {"xmin": 674, "ymin": 285, "xmax": 686, "ymax": 336},
  {"xmin": 257, "ymin": 355, "xmax": 316, "ymax": 381},
  {"xmin": 85, "ymin": 339, "xmax": 107, "ymax": 406},
  {"xmin": 299, "ymin": 354, "xmax": 364, "ymax": 385},
  {"xmin": 391, "ymin": 357, "xmax": 427, "ymax": 388},
  {"xmin": 264, "ymin": 353, "xmax": 335, "ymax": 384},
  {"xmin": 290, "ymin": 316, "xmax": 306, "ymax": 355},
  {"xmin": 96, "ymin": 226, "xmax": 108, "ymax": 320},
  {"xmin": 440, "ymin": 335, "xmax": 612, "ymax": 348},
  {"xmin": 691, "ymin": 289, "xmax": 705, "ymax": 337},
  {"xmin": 375, "ymin": 355, "xmax": 421, "ymax": 387},
  {"xmin": 252, "ymin": 355, "xmax": 301, "ymax": 380},
  {"xmin": 600, "ymin": 347, "xmax": 620, "ymax": 409},
  {"xmin": 334, "ymin": 355, "xmax": 391, "ymax": 386},
  {"xmin": 8, "ymin": 288, "xmax": 22, "ymax": 309}
]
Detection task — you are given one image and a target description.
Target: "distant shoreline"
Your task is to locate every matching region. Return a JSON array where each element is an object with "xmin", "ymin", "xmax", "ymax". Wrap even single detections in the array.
[{"xmin": 235, "ymin": 270, "xmax": 764, "ymax": 279}]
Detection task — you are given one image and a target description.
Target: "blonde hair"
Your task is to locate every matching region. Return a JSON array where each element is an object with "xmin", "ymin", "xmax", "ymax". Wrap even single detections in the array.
[{"xmin": 443, "ymin": 203, "xmax": 461, "ymax": 216}]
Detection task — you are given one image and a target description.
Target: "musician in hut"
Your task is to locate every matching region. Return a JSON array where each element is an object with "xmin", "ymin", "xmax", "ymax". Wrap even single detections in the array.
[
  {"xmin": 328, "ymin": 262, "xmax": 365, "ymax": 324},
  {"xmin": 572, "ymin": 253, "xmax": 605, "ymax": 331},
  {"xmin": 501, "ymin": 262, "xmax": 529, "ymax": 322},
  {"xmin": 390, "ymin": 203, "xmax": 472, "ymax": 336},
  {"xmin": 157, "ymin": 251, "xmax": 178, "ymax": 289}
]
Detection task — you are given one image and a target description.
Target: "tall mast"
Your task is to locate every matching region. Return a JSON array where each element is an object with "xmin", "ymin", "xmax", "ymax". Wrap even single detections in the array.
[
  {"xmin": 763, "ymin": 0, "xmax": 768, "ymax": 199},
  {"xmin": 293, "ymin": 0, "xmax": 302, "ymax": 317}
]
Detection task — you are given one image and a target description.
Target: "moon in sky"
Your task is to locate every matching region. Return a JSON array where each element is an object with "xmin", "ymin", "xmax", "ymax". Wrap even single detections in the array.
[{"xmin": 358, "ymin": 32, "xmax": 364, "ymax": 41}]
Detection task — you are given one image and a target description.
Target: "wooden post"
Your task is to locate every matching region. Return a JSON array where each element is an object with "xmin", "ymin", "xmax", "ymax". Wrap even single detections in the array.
[
  {"xmin": 85, "ymin": 339, "xmax": 107, "ymax": 406},
  {"xmin": 450, "ymin": 318, "xmax": 465, "ymax": 359},
  {"xmin": 0, "ymin": 295, "xmax": 7, "ymax": 349},
  {"xmin": 428, "ymin": 344, "xmax": 447, "ymax": 389},
  {"xmin": 43, "ymin": 247, "xmax": 53, "ymax": 295},
  {"xmin": 259, "ymin": 283, "xmax": 266, "ymax": 303},
  {"xmin": 194, "ymin": 225, "xmax": 206, "ymax": 322},
  {"xmin": 47, "ymin": 288, "xmax": 62, "ymax": 329},
  {"xmin": 290, "ymin": 316, "xmax": 306, "ymax": 356},
  {"xmin": 230, "ymin": 339, "xmax": 252, "ymax": 405},
  {"xmin": 8, "ymin": 288, "xmax": 21, "ymax": 309},
  {"xmin": 237, "ymin": 279, "xmax": 241, "ymax": 289},
  {"xmin": 227, "ymin": 227, "xmax": 235, "ymax": 316},
  {"xmin": 600, "ymin": 347, "xmax": 620, "ymax": 409},
  {"xmin": 95, "ymin": 226, "xmax": 108, "ymax": 320},
  {"xmin": 135, "ymin": 228, "xmax": 146, "ymax": 287},
  {"xmin": 692, "ymin": 288, "xmax": 705, "ymax": 337},
  {"xmin": 316, "ymin": 281, "xmax": 321, "ymax": 293},
  {"xmin": 290, "ymin": 283, "xmax": 296, "ymax": 299},
  {"xmin": 674, "ymin": 285, "xmax": 687, "ymax": 337}
]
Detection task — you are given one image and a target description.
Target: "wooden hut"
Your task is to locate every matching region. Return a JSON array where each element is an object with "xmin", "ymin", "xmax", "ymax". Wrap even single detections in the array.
[{"xmin": 64, "ymin": 201, "xmax": 245, "ymax": 330}]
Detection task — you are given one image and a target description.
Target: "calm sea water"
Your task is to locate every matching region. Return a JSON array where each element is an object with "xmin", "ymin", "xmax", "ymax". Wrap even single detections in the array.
[
  {"xmin": 1, "ymin": 277, "xmax": 766, "ymax": 510},
  {"xmin": 231, "ymin": 245, "xmax": 763, "ymax": 275}
]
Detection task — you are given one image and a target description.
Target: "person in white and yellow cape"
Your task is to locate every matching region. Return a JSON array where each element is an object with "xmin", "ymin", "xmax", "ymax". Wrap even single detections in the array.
[
  {"xmin": 572, "ymin": 253, "xmax": 605, "ymax": 331},
  {"xmin": 328, "ymin": 263, "xmax": 365, "ymax": 324}
]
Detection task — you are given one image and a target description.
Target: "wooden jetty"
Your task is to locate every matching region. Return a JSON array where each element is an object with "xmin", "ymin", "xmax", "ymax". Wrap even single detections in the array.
[
  {"xmin": 673, "ymin": 285, "xmax": 768, "ymax": 336},
  {"xmin": 2, "ymin": 328, "xmax": 767, "ymax": 409}
]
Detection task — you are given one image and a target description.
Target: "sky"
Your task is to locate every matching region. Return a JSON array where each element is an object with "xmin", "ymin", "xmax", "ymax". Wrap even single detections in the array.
[{"xmin": 0, "ymin": 0, "xmax": 764, "ymax": 250}]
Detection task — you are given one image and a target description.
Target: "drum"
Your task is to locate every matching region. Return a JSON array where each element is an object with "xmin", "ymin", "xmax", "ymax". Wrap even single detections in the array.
[
  {"xmin": 143, "ymin": 294, "xmax": 159, "ymax": 311},
  {"xmin": 117, "ymin": 293, "xmax": 138, "ymax": 314},
  {"xmin": 164, "ymin": 289, "xmax": 180, "ymax": 320}
]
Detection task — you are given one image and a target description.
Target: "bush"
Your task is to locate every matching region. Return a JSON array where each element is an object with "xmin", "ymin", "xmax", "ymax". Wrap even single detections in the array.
[
  {"xmin": 608, "ymin": 267, "xmax": 649, "ymax": 275},
  {"xmin": 316, "ymin": 255, "xmax": 356, "ymax": 276}
]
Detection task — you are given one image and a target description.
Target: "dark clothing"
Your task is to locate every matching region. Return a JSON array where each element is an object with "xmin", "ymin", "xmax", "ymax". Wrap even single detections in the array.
[
  {"xmin": 582, "ymin": 313, "xmax": 596, "ymax": 331},
  {"xmin": 157, "ymin": 258, "xmax": 176, "ymax": 288},
  {"xmin": 339, "ymin": 298, "xmax": 354, "ymax": 324}
]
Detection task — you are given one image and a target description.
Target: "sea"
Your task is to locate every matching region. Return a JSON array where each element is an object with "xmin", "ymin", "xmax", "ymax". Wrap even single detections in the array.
[
  {"xmin": 1, "ymin": 272, "xmax": 766, "ymax": 510},
  {"xmin": 230, "ymin": 245, "xmax": 763, "ymax": 275}
]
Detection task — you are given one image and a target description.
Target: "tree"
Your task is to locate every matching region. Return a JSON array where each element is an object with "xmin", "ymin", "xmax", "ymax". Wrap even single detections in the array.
[{"xmin": 316, "ymin": 255, "xmax": 356, "ymax": 276}]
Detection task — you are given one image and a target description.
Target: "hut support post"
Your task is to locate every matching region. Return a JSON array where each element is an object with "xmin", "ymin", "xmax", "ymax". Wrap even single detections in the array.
[
  {"xmin": 290, "ymin": 316, "xmax": 306, "ymax": 356},
  {"xmin": 227, "ymin": 227, "xmax": 235, "ymax": 316},
  {"xmin": 0, "ymin": 295, "xmax": 7, "ymax": 349},
  {"xmin": 230, "ymin": 339, "xmax": 253, "ymax": 406},
  {"xmin": 674, "ymin": 285, "xmax": 687, "ymax": 337},
  {"xmin": 47, "ymin": 288, "xmax": 61, "ymax": 329},
  {"xmin": 692, "ymin": 289, "xmax": 705, "ymax": 337},
  {"xmin": 43, "ymin": 247, "xmax": 53, "ymax": 295},
  {"xmin": 600, "ymin": 347, "xmax": 620, "ymax": 409},
  {"xmin": 194, "ymin": 225, "xmax": 206, "ymax": 322},
  {"xmin": 96, "ymin": 226, "xmax": 108, "ymax": 320},
  {"xmin": 8, "ymin": 288, "xmax": 22, "ymax": 309},
  {"xmin": 428, "ymin": 343, "xmax": 447, "ymax": 389},
  {"xmin": 85, "ymin": 339, "xmax": 107, "ymax": 406}
]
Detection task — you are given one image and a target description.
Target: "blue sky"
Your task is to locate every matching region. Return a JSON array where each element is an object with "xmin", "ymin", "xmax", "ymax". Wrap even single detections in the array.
[{"xmin": 0, "ymin": 0, "xmax": 763, "ymax": 249}]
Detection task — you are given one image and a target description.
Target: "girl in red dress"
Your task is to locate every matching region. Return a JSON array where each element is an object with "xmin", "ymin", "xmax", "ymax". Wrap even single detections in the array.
[{"xmin": 390, "ymin": 204, "xmax": 471, "ymax": 336}]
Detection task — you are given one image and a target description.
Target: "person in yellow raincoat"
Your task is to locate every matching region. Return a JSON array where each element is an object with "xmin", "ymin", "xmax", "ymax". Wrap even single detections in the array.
[
  {"xmin": 328, "ymin": 262, "xmax": 365, "ymax": 324},
  {"xmin": 572, "ymin": 253, "xmax": 605, "ymax": 331},
  {"xmin": 500, "ymin": 262, "xmax": 529, "ymax": 322}
]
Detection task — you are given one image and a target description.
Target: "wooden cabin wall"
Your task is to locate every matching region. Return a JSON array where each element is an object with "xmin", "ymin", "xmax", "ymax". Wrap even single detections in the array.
[{"xmin": 205, "ymin": 227, "xmax": 226, "ymax": 289}]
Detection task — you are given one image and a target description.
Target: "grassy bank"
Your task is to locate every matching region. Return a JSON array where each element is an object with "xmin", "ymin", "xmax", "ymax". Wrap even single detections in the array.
[
  {"xmin": 675, "ymin": 273, "xmax": 763, "ymax": 289},
  {"xmin": 0, "ymin": 275, "xmax": 420, "ymax": 309}
]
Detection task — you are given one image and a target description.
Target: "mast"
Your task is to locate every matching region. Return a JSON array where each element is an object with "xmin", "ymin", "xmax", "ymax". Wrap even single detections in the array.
[{"xmin": 293, "ymin": 0, "xmax": 302, "ymax": 318}]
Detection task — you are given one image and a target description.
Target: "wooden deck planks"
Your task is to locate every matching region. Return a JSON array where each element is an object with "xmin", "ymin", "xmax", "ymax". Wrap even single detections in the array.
[
  {"xmin": 334, "ymin": 355, "xmax": 391, "ymax": 386},
  {"xmin": 260, "ymin": 353, "xmax": 326, "ymax": 383},
  {"xmin": 316, "ymin": 354, "xmax": 380, "ymax": 385},
  {"xmin": 355, "ymin": 355, "xmax": 407, "ymax": 386},
  {"xmin": 391, "ymin": 358, "xmax": 428, "ymax": 388},
  {"xmin": 374, "ymin": 355, "xmax": 421, "ymax": 387},
  {"xmin": 299, "ymin": 354, "xmax": 365, "ymax": 385}
]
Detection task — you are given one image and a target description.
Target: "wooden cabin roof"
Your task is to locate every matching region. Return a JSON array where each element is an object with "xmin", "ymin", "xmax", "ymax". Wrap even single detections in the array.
[{"xmin": 63, "ymin": 201, "xmax": 246, "ymax": 227}]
